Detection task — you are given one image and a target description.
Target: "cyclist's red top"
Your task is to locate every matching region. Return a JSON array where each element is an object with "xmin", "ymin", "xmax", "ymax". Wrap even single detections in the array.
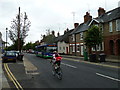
[{"xmin": 55, "ymin": 56, "xmax": 62, "ymax": 61}]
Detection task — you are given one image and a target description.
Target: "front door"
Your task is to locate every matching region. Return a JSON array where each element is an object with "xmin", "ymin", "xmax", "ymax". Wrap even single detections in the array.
[{"xmin": 66, "ymin": 47, "xmax": 68, "ymax": 54}]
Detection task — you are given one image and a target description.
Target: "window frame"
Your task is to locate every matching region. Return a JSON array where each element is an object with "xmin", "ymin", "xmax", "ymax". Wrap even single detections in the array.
[
  {"xmin": 72, "ymin": 44, "xmax": 75, "ymax": 52},
  {"xmin": 72, "ymin": 34, "xmax": 75, "ymax": 41},
  {"xmin": 109, "ymin": 21, "xmax": 113, "ymax": 32},
  {"xmin": 76, "ymin": 44, "xmax": 80, "ymax": 52},
  {"xmin": 80, "ymin": 32, "xmax": 83, "ymax": 40},
  {"xmin": 116, "ymin": 19, "xmax": 120, "ymax": 31}
]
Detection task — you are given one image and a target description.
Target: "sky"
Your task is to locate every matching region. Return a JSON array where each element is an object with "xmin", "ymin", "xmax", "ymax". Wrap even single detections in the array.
[{"xmin": 0, "ymin": 0, "xmax": 120, "ymax": 45}]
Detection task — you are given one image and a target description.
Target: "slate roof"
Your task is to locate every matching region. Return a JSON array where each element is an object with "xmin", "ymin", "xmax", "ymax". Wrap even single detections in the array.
[
  {"xmin": 70, "ymin": 20, "xmax": 91, "ymax": 35},
  {"xmin": 54, "ymin": 35, "xmax": 63, "ymax": 43},
  {"xmin": 60, "ymin": 29, "xmax": 74, "ymax": 43},
  {"xmin": 75, "ymin": 20, "xmax": 91, "ymax": 34},
  {"xmin": 55, "ymin": 29, "xmax": 74, "ymax": 43},
  {"xmin": 96, "ymin": 7, "xmax": 120, "ymax": 23},
  {"xmin": 70, "ymin": 7, "xmax": 120, "ymax": 35}
]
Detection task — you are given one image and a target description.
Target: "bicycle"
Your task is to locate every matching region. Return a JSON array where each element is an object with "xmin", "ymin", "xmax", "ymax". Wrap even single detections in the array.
[{"xmin": 50, "ymin": 57, "xmax": 62, "ymax": 80}]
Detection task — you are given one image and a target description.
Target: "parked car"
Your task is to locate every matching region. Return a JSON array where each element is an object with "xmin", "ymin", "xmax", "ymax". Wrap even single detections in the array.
[
  {"xmin": 2, "ymin": 51, "xmax": 17, "ymax": 63},
  {"xmin": 12, "ymin": 51, "xmax": 24, "ymax": 61}
]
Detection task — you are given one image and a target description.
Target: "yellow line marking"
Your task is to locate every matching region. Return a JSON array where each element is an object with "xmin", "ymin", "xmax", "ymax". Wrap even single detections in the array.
[
  {"xmin": 5, "ymin": 64, "xmax": 23, "ymax": 89},
  {"xmin": 63, "ymin": 58, "xmax": 120, "ymax": 69},
  {"xmin": 4, "ymin": 63, "xmax": 19, "ymax": 89},
  {"xmin": 4, "ymin": 63, "xmax": 23, "ymax": 90}
]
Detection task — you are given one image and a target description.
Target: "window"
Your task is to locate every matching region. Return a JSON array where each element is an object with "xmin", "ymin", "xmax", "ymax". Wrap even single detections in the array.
[
  {"xmin": 63, "ymin": 47, "xmax": 65, "ymax": 50},
  {"xmin": 72, "ymin": 34, "xmax": 75, "ymax": 41},
  {"xmin": 95, "ymin": 24, "xmax": 98, "ymax": 27},
  {"xmin": 59, "ymin": 47, "xmax": 61, "ymax": 50},
  {"xmin": 92, "ymin": 42, "xmax": 104, "ymax": 51},
  {"xmin": 72, "ymin": 44, "xmax": 75, "ymax": 52},
  {"xmin": 76, "ymin": 44, "xmax": 80, "ymax": 52},
  {"xmin": 109, "ymin": 22, "xmax": 113, "ymax": 32},
  {"xmin": 116, "ymin": 19, "xmax": 120, "ymax": 31},
  {"xmin": 100, "ymin": 42, "xmax": 104, "ymax": 51},
  {"xmin": 100, "ymin": 24, "xmax": 103, "ymax": 33},
  {"xmin": 80, "ymin": 32, "xmax": 83, "ymax": 40}
]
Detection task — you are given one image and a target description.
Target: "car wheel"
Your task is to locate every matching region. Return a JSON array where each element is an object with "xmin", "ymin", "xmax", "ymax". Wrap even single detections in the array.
[{"xmin": 2, "ymin": 59, "xmax": 6, "ymax": 63}]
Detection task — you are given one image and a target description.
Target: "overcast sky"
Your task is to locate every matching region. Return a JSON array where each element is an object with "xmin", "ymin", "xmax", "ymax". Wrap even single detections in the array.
[{"xmin": 0, "ymin": 0, "xmax": 120, "ymax": 45}]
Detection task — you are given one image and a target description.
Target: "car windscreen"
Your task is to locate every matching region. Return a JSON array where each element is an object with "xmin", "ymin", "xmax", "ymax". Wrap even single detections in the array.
[{"xmin": 6, "ymin": 52, "xmax": 16, "ymax": 56}]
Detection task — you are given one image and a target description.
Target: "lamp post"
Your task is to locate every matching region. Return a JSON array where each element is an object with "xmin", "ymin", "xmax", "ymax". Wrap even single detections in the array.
[{"xmin": 6, "ymin": 28, "xmax": 8, "ymax": 50}]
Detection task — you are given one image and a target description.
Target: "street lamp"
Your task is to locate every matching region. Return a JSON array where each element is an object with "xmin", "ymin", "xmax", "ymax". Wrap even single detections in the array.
[{"xmin": 6, "ymin": 28, "xmax": 8, "ymax": 50}]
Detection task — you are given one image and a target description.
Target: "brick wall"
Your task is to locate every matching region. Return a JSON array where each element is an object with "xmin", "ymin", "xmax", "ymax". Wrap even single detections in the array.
[{"xmin": 104, "ymin": 34, "xmax": 120, "ymax": 56}]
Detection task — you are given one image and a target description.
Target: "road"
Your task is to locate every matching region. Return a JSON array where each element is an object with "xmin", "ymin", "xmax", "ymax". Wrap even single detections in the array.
[{"xmin": 3, "ymin": 53, "xmax": 120, "ymax": 89}]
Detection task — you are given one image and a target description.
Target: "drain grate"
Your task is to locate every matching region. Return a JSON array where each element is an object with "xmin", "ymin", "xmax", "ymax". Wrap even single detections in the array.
[{"xmin": 26, "ymin": 70, "xmax": 39, "ymax": 75}]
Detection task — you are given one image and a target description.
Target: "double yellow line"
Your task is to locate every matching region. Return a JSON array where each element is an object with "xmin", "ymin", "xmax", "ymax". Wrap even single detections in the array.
[{"xmin": 4, "ymin": 63, "xmax": 23, "ymax": 90}]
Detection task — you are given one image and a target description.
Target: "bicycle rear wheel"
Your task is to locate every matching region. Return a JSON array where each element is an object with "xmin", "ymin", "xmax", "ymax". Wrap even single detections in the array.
[{"xmin": 57, "ymin": 68, "xmax": 62, "ymax": 80}]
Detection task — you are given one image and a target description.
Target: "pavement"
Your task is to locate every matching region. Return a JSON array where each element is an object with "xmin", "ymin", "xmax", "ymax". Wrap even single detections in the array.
[
  {"xmin": 0, "ymin": 53, "xmax": 10, "ymax": 89},
  {"xmin": 61, "ymin": 55, "xmax": 120, "ymax": 68},
  {"xmin": 0, "ymin": 55, "xmax": 39, "ymax": 89}
]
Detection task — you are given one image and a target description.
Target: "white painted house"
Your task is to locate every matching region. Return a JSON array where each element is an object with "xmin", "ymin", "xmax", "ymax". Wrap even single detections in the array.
[
  {"xmin": 57, "ymin": 41, "xmax": 69, "ymax": 54},
  {"xmin": 55, "ymin": 29, "xmax": 73, "ymax": 54}
]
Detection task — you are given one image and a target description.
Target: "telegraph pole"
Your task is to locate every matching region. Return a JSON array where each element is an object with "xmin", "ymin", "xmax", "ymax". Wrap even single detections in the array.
[
  {"xmin": 18, "ymin": 7, "xmax": 20, "ymax": 52},
  {"xmin": 6, "ymin": 28, "xmax": 8, "ymax": 50}
]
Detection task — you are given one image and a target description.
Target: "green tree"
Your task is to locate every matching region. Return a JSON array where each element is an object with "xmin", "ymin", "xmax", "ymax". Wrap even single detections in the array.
[
  {"xmin": 84, "ymin": 25, "xmax": 103, "ymax": 61},
  {"xmin": 41, "ymin": 30, "xmax": 55, "ymax": 44},
  {"xmin": 23, "ymin": 42, "xmax": 33, "ymax": 50}
]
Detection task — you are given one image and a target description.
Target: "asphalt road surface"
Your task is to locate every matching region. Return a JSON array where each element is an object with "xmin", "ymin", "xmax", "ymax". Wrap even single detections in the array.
[{"xmin": 4, "ymin": 53, "xmax": 120, "ymax": 89}]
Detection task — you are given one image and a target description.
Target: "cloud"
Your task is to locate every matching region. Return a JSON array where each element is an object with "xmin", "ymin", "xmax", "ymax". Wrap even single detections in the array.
[{"xmin": 0, "ymin": 0, "xmax": 120, "ymax": 44}]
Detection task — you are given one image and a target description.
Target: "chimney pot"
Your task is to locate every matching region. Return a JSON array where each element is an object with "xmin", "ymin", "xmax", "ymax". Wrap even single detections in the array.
[
  {"xmin": 98, "ymin": 7, "xmax": 106, "ymax": 16},
  {"xmin": 74, "ymin": 23, "xmax": 79, "ymax": 28},
  {"xmin": 57, "ymin": 32, "xmax": 60, "ymax": 37},
  {"xmin": 84, "ymin": 12, "xmax": 92, "ymax": 23}
]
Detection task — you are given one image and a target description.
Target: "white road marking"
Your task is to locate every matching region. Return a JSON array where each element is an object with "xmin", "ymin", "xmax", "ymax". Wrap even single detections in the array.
[
  {"xmin": 96, "ymin": 73, "xmax": 120, "ymax": 82},
  {"xmin": 61, "ymin": 63, "xmax": 77, "ymax": 69}
]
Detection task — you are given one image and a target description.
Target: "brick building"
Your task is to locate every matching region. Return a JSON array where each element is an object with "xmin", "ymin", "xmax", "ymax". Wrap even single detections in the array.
[{"xmin": 96, "ymin": 7, "xmax": 120, "ymax": 56}]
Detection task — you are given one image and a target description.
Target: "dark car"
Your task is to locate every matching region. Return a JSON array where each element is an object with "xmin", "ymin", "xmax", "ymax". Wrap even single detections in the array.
[
  {"xmin": 2, "ymin": 51, "xmax": 17, "ymax": 63},
  {"xmin": 13, "ymin": 51, "xmax": 24, "ymax": 61}
]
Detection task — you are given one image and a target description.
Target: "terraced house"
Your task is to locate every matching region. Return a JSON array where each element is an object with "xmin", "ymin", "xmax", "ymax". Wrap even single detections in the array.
[
  {"xmin": 55, "ymin": 29, "xmax": 73, "ymax": 54},
  {"xmin": 68, "ymin": 6, "xmax": 120, "ymax": 58},
  {"xmin": 69, "ymin": 12, "xmax": 99, "ymax": 56},
  {"xmin": 96, "ymin": 7, "xmax": 120, "ymax": 56}
]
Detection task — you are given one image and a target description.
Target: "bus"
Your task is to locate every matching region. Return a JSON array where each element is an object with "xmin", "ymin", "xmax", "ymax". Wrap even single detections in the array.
[{"xmin": 35, "ymin": 44, "xmax": 57, "ymax": 58}]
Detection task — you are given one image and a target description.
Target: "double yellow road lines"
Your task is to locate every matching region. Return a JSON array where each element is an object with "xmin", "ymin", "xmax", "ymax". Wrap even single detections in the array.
[{"xmin": 4, "ymin": 63, "xmax": 23, "ymax": 90}]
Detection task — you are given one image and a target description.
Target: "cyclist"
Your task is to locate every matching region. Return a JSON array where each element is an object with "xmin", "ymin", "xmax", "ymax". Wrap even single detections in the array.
[{"xmin": 50, "ymin": 51, "xmax": 62, "ymax": 67}]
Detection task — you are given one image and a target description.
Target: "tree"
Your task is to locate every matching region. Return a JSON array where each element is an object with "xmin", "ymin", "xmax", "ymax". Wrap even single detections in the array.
[
  {"xmin": 84, "ymin": 25, "xmax": 103, "ymax": 61},
  {"xmin": 9, "ymin": 7, "xmax": 31, "ymax": 51},
  {"xmin": 41, "ymin": 29, "xmax": 55, "ymax": 44},
  {"xmin": 23, "ymin": 42, "xmax": 38, "ymax": 51},
  {"xmin": 22, "ymin": 42, "xmax": 32, "ymax": 50}
]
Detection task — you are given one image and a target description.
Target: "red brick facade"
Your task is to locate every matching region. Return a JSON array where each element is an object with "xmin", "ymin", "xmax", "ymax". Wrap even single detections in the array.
[{"xmin": 104, "ymin": 34, "xmax": 120, "ymax": 56}]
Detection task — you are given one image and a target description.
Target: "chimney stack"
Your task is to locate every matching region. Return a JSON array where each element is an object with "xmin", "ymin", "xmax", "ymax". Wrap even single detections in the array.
[
  {"xmin": 98, "ymin": 7, "xmax": 106, "ymax": 16},
  {"xmin": 84, "ymin": 12, "xmax": 92, "ymax": 23},
  {"xmin": 64, "ymin": 30, "xmax": 67, "ymax": 34},
  {"xmin": 57, "ymin": 32, "xmax": 60, "ymax": 37},
  {"xmin": 74, "ymin": 23, "xmax": 79, "ymax": 28},
  {"xmin": 52, "ymin": 31, "xmax": 55, "ymax": 36},
  {"xmin": 66, "ymin": 28, "xmax": 69, "ymax": 32}
]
